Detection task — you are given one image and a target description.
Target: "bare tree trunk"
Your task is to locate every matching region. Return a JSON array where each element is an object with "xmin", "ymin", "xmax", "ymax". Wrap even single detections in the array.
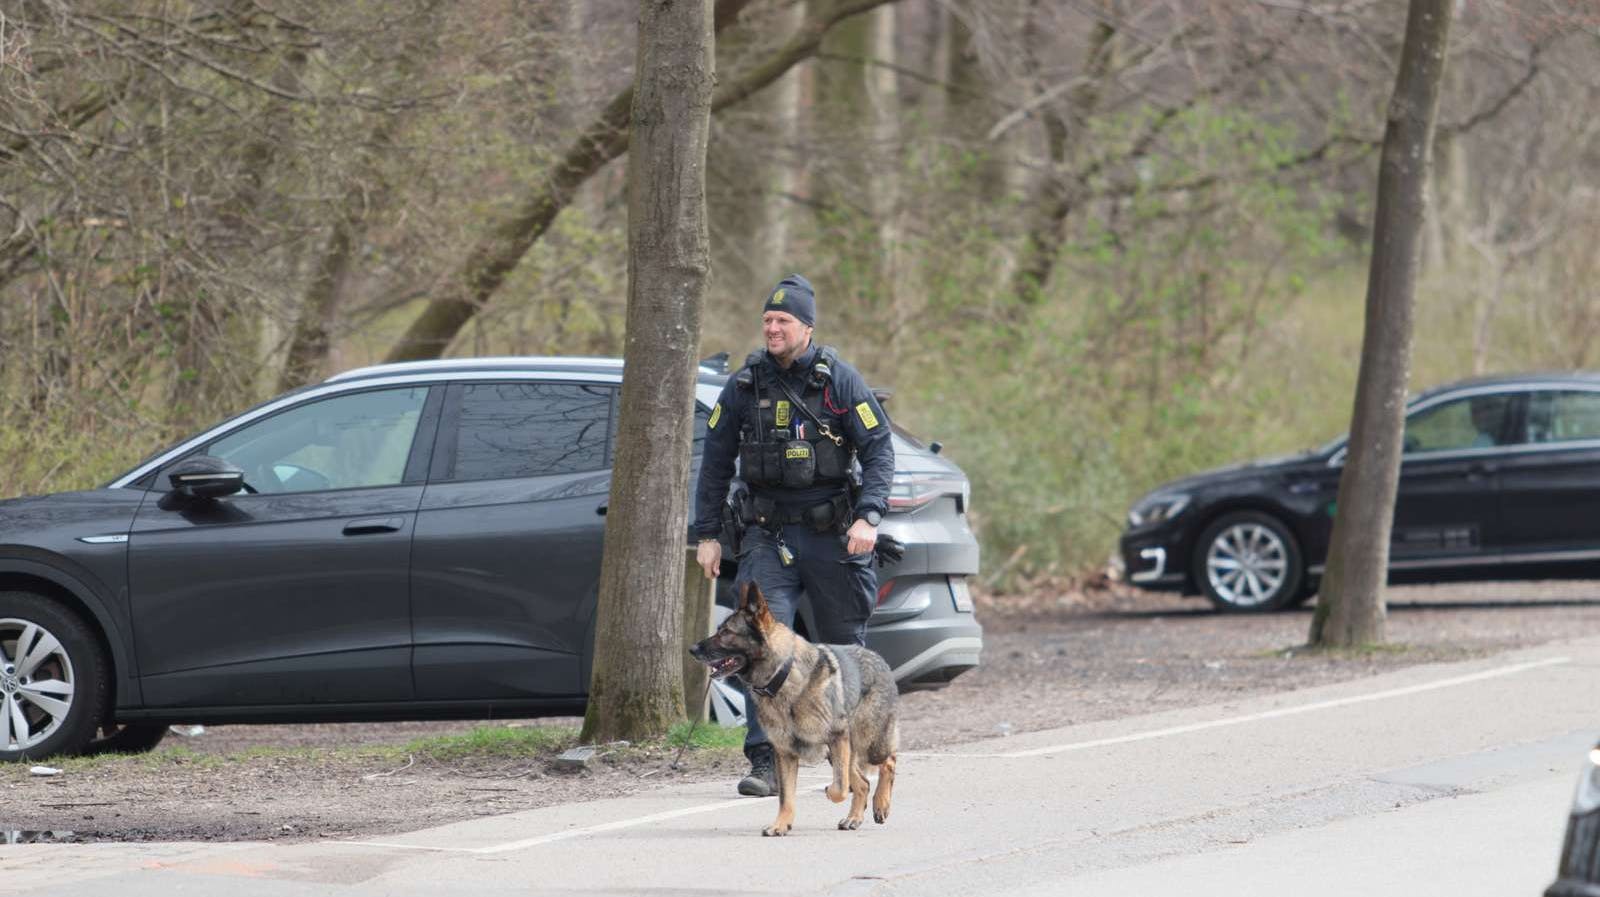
[
  {"xmin": 582, "ymin": 0, "xmax": 714, "ymax": 743},
  {"xmin": 170, "ymin": 41, "xmax": 308, "ymax": 414},
  {"xmin": 1310, "ymin": 0, "xmax": 1454, "ymax": 649},
  {"xmin": 383, "ymin": 0, "xmax": 897, "ymax": 363},
  {"xmin": 278, "ymin": 198, "xmax": 361, "ymax": 391},
  {"xmin": 941, "ymin": 6, "xmax": 1006, "ymax": 196},
  {"xmin": 706, "ymin": 2, "xmax": 801, "ymax": 339},
  {"xmin": 1008, "ymin": 11, "xmax": 1114, "ymax": 306}
]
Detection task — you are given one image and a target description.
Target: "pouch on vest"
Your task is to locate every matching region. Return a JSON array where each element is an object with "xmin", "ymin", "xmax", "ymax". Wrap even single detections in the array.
[
  {"xmin": 814, "ymin": 438, "xmax": 850, "ymax": 480},
  {"xmin": 739, "ymin": 440, "xmax": 785, "ymax": 486},
  {"xmin": 781, "ymin": 440, "xmax": 816, "ymax": 488}
]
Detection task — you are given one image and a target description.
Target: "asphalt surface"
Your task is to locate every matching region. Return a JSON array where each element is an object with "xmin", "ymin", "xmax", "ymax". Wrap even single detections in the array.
[{"xmin": 5, "ymin": 634, "xmax": 1594, "ymax": 897}]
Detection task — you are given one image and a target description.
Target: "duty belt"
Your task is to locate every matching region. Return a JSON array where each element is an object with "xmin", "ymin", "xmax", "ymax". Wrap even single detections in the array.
[{"xmin": 753, "ymin": 493, "xmax": 850, "ymax": 531}]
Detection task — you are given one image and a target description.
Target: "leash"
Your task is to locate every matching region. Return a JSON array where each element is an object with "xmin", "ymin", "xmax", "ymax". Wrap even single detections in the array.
[{"xmin": 671, "ymin": 679, "xmax": 715, "ymax": 769}]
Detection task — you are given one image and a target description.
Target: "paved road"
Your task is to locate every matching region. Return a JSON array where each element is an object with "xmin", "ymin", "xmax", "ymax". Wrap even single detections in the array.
[{"xmin": 6, "ymin": 638, "xmax": 1596, "ymax": 897}]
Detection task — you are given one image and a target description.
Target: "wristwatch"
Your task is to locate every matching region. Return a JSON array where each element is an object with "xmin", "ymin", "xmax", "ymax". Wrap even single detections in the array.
[{"xmin": 859, "ymin": 509, "xmax": 882, "ymax": 527}]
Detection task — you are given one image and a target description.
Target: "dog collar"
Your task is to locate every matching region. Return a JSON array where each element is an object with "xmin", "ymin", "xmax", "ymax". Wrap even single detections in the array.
[{"xmin": 751, "ymin": 657, "xmax": 794, "ymax": 697}]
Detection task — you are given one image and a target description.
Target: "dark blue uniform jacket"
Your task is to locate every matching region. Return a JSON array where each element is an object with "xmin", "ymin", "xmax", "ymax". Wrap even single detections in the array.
[{"xmin": 693, "ymin": 344, "xmax": 894, "ymax": 539}]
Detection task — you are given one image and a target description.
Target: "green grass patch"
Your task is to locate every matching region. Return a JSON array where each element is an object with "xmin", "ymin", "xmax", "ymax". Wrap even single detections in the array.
[
  {"xmin": 396, "ymin": 724, "xmax": 579, "ymax": 762},
  {"xmin": 666, "ymin": 720, "xmax": 747, "ymax": 751},
  {"xmin": 0, "ymin": 721, "xmax": 741, "ymax": 780}
]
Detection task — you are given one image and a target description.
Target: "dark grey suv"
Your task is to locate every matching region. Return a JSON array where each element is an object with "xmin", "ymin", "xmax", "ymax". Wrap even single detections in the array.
[{"xmin": 0, "ymin": 357, "xmax": 981, "ymax": 760}]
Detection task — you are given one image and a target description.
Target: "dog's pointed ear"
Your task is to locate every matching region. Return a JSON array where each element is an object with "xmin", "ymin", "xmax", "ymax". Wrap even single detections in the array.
[{"xmin": 739, "ymin": 582, "xmax": 773, "ymax": 625}]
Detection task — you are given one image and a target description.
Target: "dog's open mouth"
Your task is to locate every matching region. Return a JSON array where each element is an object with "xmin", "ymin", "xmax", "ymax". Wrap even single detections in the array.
[{"xmin": 706, "ymin": 655, "xmax": 746, "ymax": 680}]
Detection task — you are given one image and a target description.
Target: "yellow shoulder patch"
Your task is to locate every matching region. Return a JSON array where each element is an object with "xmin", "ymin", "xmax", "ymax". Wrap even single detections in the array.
[
  {"xmin": 707, "ymin": 403, "xmax": 722, "ymax": 430},
  {"xmin": 855, "ymin": 401, "xmax": 880, "ymax": 430}
]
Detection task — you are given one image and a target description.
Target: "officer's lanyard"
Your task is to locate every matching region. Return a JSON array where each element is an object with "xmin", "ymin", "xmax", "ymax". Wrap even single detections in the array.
[{"xmin": 772, "ymin": 374, "xmax": 845, "ymax": 447}]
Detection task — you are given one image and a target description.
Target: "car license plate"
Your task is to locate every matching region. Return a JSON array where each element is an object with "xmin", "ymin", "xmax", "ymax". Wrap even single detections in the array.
[{"xmin": 948, "ymin": 576, "xmax": 973, "ymax": 612}]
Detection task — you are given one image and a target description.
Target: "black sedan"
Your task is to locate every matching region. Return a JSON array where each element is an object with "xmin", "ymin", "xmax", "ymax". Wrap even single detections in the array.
[{"xmin": 1121, "ymin": 373, "xmax": 1600, "ymax": 611}]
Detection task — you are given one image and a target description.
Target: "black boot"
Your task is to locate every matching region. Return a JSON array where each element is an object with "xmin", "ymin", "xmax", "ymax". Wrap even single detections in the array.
[{"xmin": 738, "ymin": 743, "xmax": 777, "ymax": 797}]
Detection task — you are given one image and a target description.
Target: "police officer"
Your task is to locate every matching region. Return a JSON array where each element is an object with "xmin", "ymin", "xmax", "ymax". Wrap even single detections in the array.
[{"xmin": 693, "ymin": 273, "xmax": 894, "ymax": 797}]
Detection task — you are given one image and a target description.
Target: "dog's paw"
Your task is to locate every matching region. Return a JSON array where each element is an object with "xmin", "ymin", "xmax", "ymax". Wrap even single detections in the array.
[
  {"xmin": 762, "ymin": 824, "xmax": 791, "ymax": 837},
  {"xmin": 838, "ymin": 816, "xmax": 862, "ymax": 831},
  {"xmin": 825, "ymin": 784, "xmax": 846, "ymax": 804},
  {"xmin": 873, "ymin": 807, "xmax": 889, "ymax": 824}
]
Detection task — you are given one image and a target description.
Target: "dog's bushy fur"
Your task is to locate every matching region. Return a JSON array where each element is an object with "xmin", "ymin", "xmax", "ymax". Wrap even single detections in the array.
[{"xmin": 690, "ymin": 583, "xmax": 899, "ymax": 836}]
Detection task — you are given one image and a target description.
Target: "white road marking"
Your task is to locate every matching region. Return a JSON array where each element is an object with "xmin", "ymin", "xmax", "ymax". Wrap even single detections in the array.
[
  {"xmin": 905, "ymin": 656, "xmax": 1572, "ymax": 760},
  {"xmin": 343, "ymin": 780, "xmax": 832, "ymax": 854},
  {"xmin": 343, "ymin": 657, "xmax": 1569, "ymax": 855}
]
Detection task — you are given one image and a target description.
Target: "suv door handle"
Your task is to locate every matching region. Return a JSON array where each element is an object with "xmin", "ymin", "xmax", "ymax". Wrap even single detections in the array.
[
  {"xmin": 343, "ymin": 516, "xmax": 405, "ymax": 535},
  {"xmin": 1466, "ymin": 461, "xmax": 1499, "ymax": 479}
]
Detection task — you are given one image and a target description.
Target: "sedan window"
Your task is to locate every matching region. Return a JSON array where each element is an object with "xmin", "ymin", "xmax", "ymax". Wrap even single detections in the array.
[
  {"xmin": 209, "ymin": 387, "xmax": 428, "ymax": 493},
  {"xmin": 1404, "ymin": 394, "xmax": 1513, "ymax": 453},
  {"xmin": 1525, "ymin": 391, "xmax": 1600, "ymax": 444},
  {"xmin": 449, "ymin": 383, "xmax": 613, "ymax": 481}
]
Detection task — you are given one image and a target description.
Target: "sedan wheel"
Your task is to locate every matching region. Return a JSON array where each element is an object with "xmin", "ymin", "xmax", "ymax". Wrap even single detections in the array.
[
  {"xmin": 0, "ymin": 593, "xmax": 108, "ymax": 761},
  {"xmin": 1194, "ymin": 512, "xmax": 1304, "ymax": 613}
]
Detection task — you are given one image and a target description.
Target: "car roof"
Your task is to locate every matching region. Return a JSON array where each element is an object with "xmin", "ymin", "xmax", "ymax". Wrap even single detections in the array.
[
  {"xmin": 324, "ymin": 356, "xmax": 730, "ymax": 387},
  {"xmin": 1413, "ymin": 371, "xmax": 1600, "ymax": 403}
]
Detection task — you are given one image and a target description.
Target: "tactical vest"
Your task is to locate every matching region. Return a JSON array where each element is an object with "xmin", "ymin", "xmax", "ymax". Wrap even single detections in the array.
[{"xmin": 735, "ymin": 346, "xmax": 854, "ymax": 490}]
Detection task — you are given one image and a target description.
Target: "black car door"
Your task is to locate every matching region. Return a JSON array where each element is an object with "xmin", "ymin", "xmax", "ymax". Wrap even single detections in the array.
[
  {"xmin": 409, "ymin": 380, "xmax": 615, "ymax": 701},
  {"xmin": 128, "ymin": 385, "xmax": 440, "ymax": 707},
  {"xmin": 1492, "ymin": 388, "xmax": 1600, "ymax": 557},
  {"xmin": 1389, "ymin": 391, "xmax": 1519, "ymax": 560}
]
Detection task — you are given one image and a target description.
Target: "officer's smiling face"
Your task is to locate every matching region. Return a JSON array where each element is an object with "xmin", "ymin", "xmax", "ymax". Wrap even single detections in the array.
[{"xmin": 763, "ymin": 311, "xmax": 812, "ymax": 364}]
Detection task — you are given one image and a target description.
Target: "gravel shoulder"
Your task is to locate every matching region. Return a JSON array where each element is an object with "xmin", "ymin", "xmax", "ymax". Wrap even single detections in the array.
[{"xmin": 6, "ymin": 579, "xmax": 1599, "ymax": 843}]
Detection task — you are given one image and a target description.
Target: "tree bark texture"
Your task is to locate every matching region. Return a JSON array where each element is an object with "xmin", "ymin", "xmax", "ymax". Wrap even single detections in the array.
[
  {"xmin": 581, "ymin": 0, "xmax": 714, "ymax": 743},
  {"xmin": 382, "ymin": 0, "xmax": 896, "ymax": 363},
  {"xmin": 1310, "ymin": 0, "xmax": 1454, "ymax": 648}
]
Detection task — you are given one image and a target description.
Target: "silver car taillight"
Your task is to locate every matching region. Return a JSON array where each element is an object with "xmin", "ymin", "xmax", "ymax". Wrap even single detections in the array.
[{"xmin": 889, "ymin": 472, "xmax": 967, "ymax": 513}]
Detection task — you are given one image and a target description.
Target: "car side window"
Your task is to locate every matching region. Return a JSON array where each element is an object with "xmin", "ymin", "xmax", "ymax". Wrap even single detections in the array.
[
  {"xmin": 449, "ymin": 382, "xmax": 613, "ymax": 481},
  {"xmin": 1403, "ymin": 394, "xmax": 1513, "ymax": 454},
  {"xmin": 209, "ymin": 387, "xmax": 428, "ymax": 494},
  {"xmin": 1525, "ymin": 391, "xmax": 1600, "ymax": 444}
]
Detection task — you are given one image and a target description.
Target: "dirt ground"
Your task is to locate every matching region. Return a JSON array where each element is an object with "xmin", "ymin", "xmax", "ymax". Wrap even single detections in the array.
[{"xmin": 6, "ymin": 579, "xmax": 1600, "ymax": 843}]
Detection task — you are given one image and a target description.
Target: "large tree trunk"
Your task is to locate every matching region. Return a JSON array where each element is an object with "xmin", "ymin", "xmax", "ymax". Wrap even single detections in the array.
[
  {"xmin": 1310, "ymin": 0, "xmax": 1454, "ymax": 649},
  {"xmin": 581, "ymin": 0, "xmax": 715, "ymax": 743},
  {"xmin": 382, "ymin": 0, "xmax": 897, "ymax": 364}
]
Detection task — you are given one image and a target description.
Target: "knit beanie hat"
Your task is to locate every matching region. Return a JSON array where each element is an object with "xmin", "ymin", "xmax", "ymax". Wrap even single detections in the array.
[{"xmin": 763, "ymin": 274, "xmax": 816, "ymax": 327}]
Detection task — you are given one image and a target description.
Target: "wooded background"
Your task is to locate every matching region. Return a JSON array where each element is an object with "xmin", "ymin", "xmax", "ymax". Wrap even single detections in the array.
[{"xmin": 2, "ymin": 0, "xmax": 1596, "ymax": 585}]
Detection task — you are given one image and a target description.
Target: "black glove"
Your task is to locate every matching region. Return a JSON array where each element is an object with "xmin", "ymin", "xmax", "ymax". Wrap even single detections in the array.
[{"xmin": 873, "ymin": 534, "xmax": 905, "ymax": 567}]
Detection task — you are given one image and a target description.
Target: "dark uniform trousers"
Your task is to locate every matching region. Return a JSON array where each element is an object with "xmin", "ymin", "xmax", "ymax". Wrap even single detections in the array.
[{"xmin": 735, "ymin": 519, "xmax": 878, "ymax": 752}]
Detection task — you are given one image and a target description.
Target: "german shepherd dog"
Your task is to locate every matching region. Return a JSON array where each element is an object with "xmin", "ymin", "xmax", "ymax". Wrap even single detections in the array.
[{"xmin": 690, "ymin": 582, "xmax": 899, "ymax": 836}]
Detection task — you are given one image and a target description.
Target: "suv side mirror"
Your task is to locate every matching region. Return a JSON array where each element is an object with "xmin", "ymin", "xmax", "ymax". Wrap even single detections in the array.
[{"xmin": 163, "ymin": 456, "xmax": 245, "ymax": 504}]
